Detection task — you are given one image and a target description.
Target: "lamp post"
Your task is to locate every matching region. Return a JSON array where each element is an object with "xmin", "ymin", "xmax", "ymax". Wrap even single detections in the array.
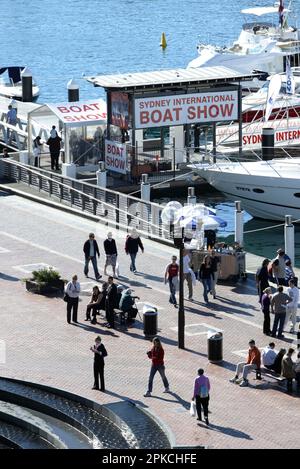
[{"xmin": 161, "ymin": 201, "xmax": 206, "ymax": 349}]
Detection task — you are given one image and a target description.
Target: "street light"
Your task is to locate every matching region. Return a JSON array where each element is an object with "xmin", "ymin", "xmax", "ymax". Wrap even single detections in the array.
[{"xmin": 161, "ymin": 201, "xmax": 206, "ymax": 349}]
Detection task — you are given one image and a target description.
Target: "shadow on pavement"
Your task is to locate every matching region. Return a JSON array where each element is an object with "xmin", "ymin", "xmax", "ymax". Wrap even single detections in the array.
[
  {"xmin": 197, "ymin": 422, "xmax": 253, "ymax": 440},
  {"xmin": 0, "ymin": 273, "xmax": 19, "ymax": 282},
  {"xmin": 74, "ymin": 322, "xmax": 119, "ymax": 336},
  {"xmin": 213, "ymin": 360, "xmax": 236, "ymax": 372}
]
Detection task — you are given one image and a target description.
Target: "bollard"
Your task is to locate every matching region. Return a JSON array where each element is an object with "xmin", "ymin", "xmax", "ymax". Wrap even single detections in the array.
[
  {"xmin": 96, "ymin": 161, "xmax": 107, "ymax": 188},
  {"xmin": 187, "ymin": 186, "xmax": 196, "ymax": 205},
  {"xmin": 67, "ymin": 78, "xmax": 80, "ymax": 102},
  {"xmin": 140, "ymin": 174, "xmax": 151, "ymax": 201},
  {"xmin": 262, "ymin": 128, "xmax": 274, "ymax": 161},
  {"xmin": 21, "ymin": 67, "xmax": 33, "ymax": 102},
  {"xmin": 284, "ymin": 215, "xmax": 295, "ymax": 267},
  {"xmin": 235, "ymin": 201, "xmax": 244, "ymax": 247}
]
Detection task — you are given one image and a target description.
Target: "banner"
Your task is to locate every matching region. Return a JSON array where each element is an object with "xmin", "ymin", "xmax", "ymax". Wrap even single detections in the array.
[
  {"xmin": 286, "ymin": 58, "xmax": 295, "ymax": 95},
  {"xmin": 264, "ymin": 74, "xmax": 282, "ymax": 122},
  {"xmin": 47, "ymin": 100, "xmax": 107, "ymax": 125},
  {"xmin": 111, "ymin": 92, "xmax": 130, "ymax": 129},
  {"xmin": 135, "ymin": 91, "xmax": 238, "ymax": 128},
  {"xmin": 105, "ymin": 140, "xmax": 127, "ymax": 174}
]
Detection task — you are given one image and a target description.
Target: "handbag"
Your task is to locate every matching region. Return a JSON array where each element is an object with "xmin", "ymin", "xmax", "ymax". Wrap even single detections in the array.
[
  {"xmin": 189, "ymin": 400, "xmax": 196, "ymax": 417},
  {"xmin": 63, "ymin": 293, "xmax": 69, "ymax": 303}
]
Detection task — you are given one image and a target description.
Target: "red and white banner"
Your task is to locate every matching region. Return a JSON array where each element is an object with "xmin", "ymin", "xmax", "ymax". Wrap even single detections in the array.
[
  {"xmin": 105, "ymin": 140, "xmax": 127, "ymax": 174},
  {"xmin": 48, "ymin": 100, "xmax": 107, "ymax": 125},
  {"xmin": 135, "ymin": 91, "xmax": 238, "ymax": 128}
]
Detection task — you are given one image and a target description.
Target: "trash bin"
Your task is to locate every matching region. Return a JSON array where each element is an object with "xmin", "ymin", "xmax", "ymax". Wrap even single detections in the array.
[
  {"xmin": 143, "ymin": 304, "xmax": 158, "ymax": 337},
  {"xmin": 207, "ymin": 331, "xmax": 223, "ymax": 363}
]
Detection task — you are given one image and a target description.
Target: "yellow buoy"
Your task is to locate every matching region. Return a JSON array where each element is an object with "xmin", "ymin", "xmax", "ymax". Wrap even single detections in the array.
[{"xmin": 160, "ymin": 32, "xmax": 167, "ymax": 49}]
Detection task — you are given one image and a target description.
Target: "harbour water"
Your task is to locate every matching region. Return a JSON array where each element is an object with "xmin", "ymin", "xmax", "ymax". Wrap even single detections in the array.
[{"xmin": 1, "ymin": 0, "xmax": 300, "ymax": 265}]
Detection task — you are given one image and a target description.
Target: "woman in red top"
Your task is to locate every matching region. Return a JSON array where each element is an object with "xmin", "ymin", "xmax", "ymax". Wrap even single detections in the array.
[
  {"xmin": 144, "ymin": 337, "xmax": 170, "ymax": 397},
  {"xmin": 165, "ymin": 255, "xmax": 179, "ymax": 307}
]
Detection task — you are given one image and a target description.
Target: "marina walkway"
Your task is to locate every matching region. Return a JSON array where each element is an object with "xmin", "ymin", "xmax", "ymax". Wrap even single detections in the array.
[{"xmin": 0, "ymin": 191, "xmax": 299, "ymax": 449}]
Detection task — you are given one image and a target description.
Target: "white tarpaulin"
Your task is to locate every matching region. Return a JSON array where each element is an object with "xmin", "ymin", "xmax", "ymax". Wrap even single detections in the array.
[{"xmin": 47, "ymin": 99, "xmax": 107, "ymax": 126}]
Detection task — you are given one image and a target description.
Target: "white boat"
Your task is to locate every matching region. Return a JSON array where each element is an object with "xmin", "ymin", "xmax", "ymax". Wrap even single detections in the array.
[
  {"xmin": 190, "ymin": 157, "xmax": 300, "ymax": 221},
  {"xmin": 216, "ymin": 70, "xmax": 300, "ymax": 149},
  {"xmin": 0, "ymin": 67, "xmax": 39, "ymax": 101},
  {"xmin": 187, "ymin": 2, "xmax": 300, "ymax": 86}
]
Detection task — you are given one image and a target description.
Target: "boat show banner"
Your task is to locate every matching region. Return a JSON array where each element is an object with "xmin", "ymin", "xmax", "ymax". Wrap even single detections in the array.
[
  {"xmin": 105, "ymin": 140, "xmax": 127, "ymax": 174},
  {"xmin": 47, "ymin": 100, "xmax": 107, "ymax": 125},
  {"xmin": 134, "ymin": 90, "xmax": 238, "ymax": 128}
]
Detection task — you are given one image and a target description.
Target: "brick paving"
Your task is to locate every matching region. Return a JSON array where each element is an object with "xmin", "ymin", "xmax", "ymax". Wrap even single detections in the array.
[{"xmin": 0, "ymin": 191, "xmax": 300, "ymax": 449}]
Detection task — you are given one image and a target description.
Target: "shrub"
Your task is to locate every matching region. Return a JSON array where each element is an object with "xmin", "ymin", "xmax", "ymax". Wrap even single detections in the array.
[{"xmin": 31, "ymin": 267, "xmax": 61, "ymax": 284}]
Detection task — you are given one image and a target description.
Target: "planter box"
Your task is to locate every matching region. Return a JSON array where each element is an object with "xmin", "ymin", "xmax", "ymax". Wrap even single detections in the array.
[{"xmin": 26, "ymin": 279, "xmax": 65, "ymax": 295}]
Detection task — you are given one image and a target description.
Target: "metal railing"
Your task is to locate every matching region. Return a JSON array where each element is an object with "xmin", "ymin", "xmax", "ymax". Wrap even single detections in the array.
[{"xmin": 0, "ymin": 157, "xmax": 174, "ymax": 245}]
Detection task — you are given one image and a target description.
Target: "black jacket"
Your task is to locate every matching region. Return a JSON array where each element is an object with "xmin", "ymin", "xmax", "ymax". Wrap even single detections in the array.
[
  {"xmin": 83, "ymin": 239, "xmax": 100, "ymax": 258},
  {"xmin": 125, "ymin": 236, "xmax": 144, "ymax": 254},
  {"xmin": 104, "ymin": 238, "xmax": 117, "ymax": 255},
  {"xmin": 94, "ymin": 343, "xmax": 107, "ymax": 366}
]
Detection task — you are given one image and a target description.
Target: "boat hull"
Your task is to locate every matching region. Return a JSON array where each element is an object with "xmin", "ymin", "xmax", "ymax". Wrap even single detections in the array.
[{"xmin": 192, "ymin": 161, "xmax": 300, "ymax": 221}]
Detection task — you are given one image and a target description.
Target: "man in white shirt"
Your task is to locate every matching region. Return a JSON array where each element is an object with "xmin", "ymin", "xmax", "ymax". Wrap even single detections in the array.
[
  {"xmin": 65, "ymin": 274, "xmax": 81, "ymax": 324},
  {"xmin": 183, "ymin": 249, "xmax": 193, "ymax": 301},
  {"xmin": 262, "ymin": 342, "xmax": 277, "ymax": 370},
  {"xmin": 285, "ymin": 279, "xmax": 299, "ymax": 333}
]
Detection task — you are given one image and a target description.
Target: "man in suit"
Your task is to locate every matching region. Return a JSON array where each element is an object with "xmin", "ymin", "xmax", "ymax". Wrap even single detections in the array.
[
  {"xmin": 90, "ymin": 336, "xmax": 107, "ymax": 391},
  {"xmin": 83, "ymin": 233, "xmax": 101, "ymax": 280},
  {"xmin": 105, "ymin": 276, "xmax": 118, "ymax": 328}
]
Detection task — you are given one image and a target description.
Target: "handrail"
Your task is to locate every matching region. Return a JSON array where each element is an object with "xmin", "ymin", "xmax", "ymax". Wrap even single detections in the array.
[{"xmin": 0, "ymin": 158, "xmax": 173, "ymax": 244}]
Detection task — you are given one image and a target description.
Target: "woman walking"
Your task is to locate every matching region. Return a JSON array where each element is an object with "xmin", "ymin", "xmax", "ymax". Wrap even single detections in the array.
[
  {"xmin": 199, "ymin": 255, "xmax": 213, "ymax": 303},
  {"xmin": 261, "ymin": 287, "xmax": 272, "ymax": 335},
  {"xmin": 144, "ymin": 337, "xmax": 170, "ymax": 397},
  {"xmin": 192, "ymin": 368, "xmax": 211, "ymax": 425},
  {"xmin": 256, "ymin": 258, "xmax": 270, "ymax": 303},
  {"xmin": 125, "ymin": 228, "xmax": 144, "ymax": 273},
  {"xmin": 65, "ymin": 274, "xmax": 80, "ymax": 324}
]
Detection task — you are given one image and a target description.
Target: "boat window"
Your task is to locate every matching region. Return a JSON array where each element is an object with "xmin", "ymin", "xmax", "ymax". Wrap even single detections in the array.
[
  {"xmin": 253, "ymin": 188, "xmax": 264, "ymax": 193},
  {"xmin": 294, "ymin": 193, "xmax": 300, "ymax": 198}
]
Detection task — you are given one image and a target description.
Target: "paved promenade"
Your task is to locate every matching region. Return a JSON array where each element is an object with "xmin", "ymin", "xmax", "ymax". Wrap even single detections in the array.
[{"xmin": 0, "ymin": 190, "xmax": 300, "ymax": 449}]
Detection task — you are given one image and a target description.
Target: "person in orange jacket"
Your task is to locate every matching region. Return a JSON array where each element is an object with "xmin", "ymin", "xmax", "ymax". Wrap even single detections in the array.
[{"xmin": 230, "ymin": 339, "xmax": 261, "ymax": 387}]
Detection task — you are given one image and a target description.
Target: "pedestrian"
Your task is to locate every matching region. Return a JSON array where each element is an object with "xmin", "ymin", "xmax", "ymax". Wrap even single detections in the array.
[
  {"xmin": 285, "ymin": 259, "xmax": 296, "ymax": 286},
  {"xmin": 125, "ymin": 228, "xmax": 144, "ymax": 273},
  {"xmin": 210, "ymin": 249, "xmax": 221, "ymax": 299},
  {"xmin": 47, "ymin": 129, "xmax": 62, "ymax": 171},
  {"xmin": 285, "ymin": 279, "xmax": 299, "ymax": 333},
  {"xmin": 271, "ymin": 286, "xmax": 292, "ymax": 338},
  {"xmin": 230, "ymin": 339, "xmax": 261, "ymax": 387},
  {"xmin": 192, "ymin": 368, "xmax": 210, "ymax": 425},
  {"xmin": 6, "ymin": 104, "xmax": 17, "ymax": 144},
  {"xmin": 90, "ymin": 336, "xmax": 107, "ymax": 392},
  {"xmin": 164, "ymin": 255, "xmax": 179, "ymax": 307},
  {"xmin": 144, "ymin": 337, "xmax": 170, "ymax": 397},
  {"xmin": 65, "ymin": 274, "xmax": 80, "ymax": 324},
  {"xmin": 50, "ymin": 125, "xmax": 58, "ymax": 138},
  {"xmin": 183, "ymin": 249, "xmax": 193, "ymax": 301},
  {"xmin": 271, "ymin": 249, "xmax": 288, "ymax": 286},
  {"xmin": 271, "ymin": 348, "xmax": 286, "ymax": 374},
  {"xmin": 199, "ymin": 255, "xmax": 213, "ymax": 303},
  {"xmin": 103, "ymin": 232, "xmax": 118, "ymax": 278},
  {"xmin": 33, "ymin": 136, "xmax": 42, "ymax": 167},
  {"xmin": 105, "ymin": 276, "xmax": 118, "ymax": 328},
  {"xmin": 281, "ymin": 348, "xmax": 295, "ymax": 393},
  {"xmin": 256, "ymin": 258, "xmax": 270, "ymax": 303},
  {"xmin": 83, "ymin": 233, "xmax": 101, "ymax": 280},
  {"xmin": 85, "ymin": 285, "xmax": 103, "ymax": 324},
  {"xmin": 261, "ymin": 342, "xmax": 277, "ymax": 370},
  {"xmin": 261, "ymin": 287, "xmax": 272, "ymax": 335}
]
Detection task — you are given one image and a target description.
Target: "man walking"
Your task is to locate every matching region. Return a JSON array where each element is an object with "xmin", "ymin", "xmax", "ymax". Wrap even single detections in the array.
[
  {"xmin": 90, "ymin": 336, "xmax": 107, "ymax": 392},
  {"xmin": 192, "ymin": 368, "xmax": 210, "ymax": 425},
  {"xmin": 210, "ymin": 250, "xmax": 221, "ymax": 299},
  {"xmin": 183, "ymin": 249, "xmax": 193, "ymax": 301},
  {"xmin": 83, "ymin": 233, "xmax": 101, "ymax": 280},
  {"xmin": 125, "ymin": 228, "xmax": 144, "ymax": 273},
  {"xmin": 285, "ymin": 279, "xmax": 299, "ymax": 333},
  {"xmin": 230, "ymin": 339, "xmax": 261, "ymax": 387},
  {"xmin": 271, "ymin": 286, "xmax": 292, "ymax": 338},
  {"xmin": 46, "ymin": 130, "xmax": 62, "ymax": 171},
  {"xmin": 165, "ymin": 255, "xmax": 179, "ymax": 307}
]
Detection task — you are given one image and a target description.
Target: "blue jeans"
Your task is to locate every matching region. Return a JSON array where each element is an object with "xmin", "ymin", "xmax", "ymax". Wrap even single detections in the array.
[
  {"xmin": 201, "ymin": 278, "xmax": 211, "ymax": 302},
  {"xmin": 84, "ymin": 256, "xmax": 99, "ymax": 278},
  {"xmin": 168, "ymin": 278, "xmax": 177, "ymax": 305},
  {"xmin": 129, "ymin": 252, "xmax": 137, "ymax": 271},
  {"xmin": 148, "ymin": 365, "xmax": 169, "ymax": 393},
  {"xmin": 272, "ymin": 313, "xmax": 286, "ymax": 337}
]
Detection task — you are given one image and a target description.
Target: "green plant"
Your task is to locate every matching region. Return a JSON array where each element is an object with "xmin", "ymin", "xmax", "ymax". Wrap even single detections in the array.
[{"xmin": 31, "ymin": 267, "xmax": 61, "ymax": 284}]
